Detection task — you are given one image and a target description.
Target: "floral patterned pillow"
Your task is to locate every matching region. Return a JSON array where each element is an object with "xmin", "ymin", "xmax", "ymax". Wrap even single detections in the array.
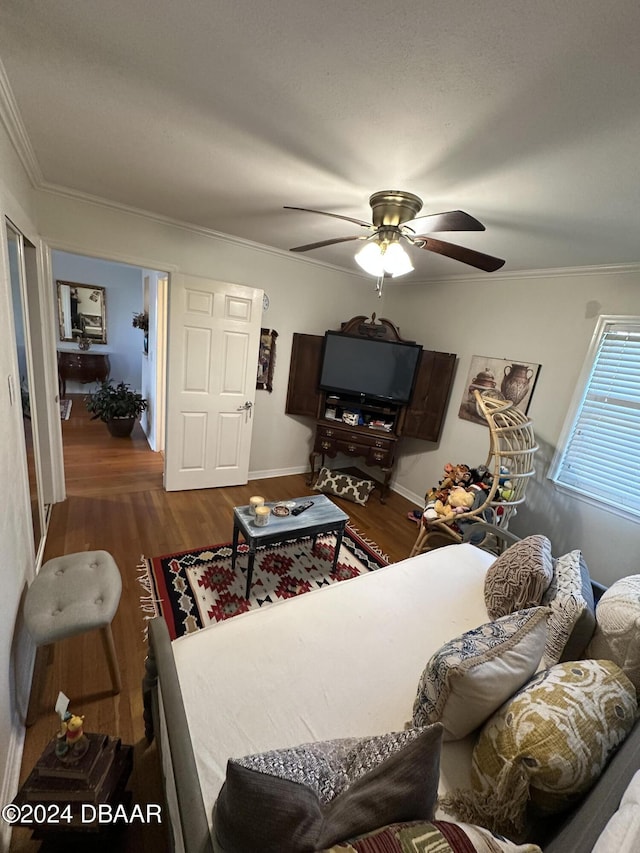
[
  {"xmin": 413, "ymin": 607, "xmax": 549, "ymax": 740},
  {"xmin": 443, "ymin": 660, "xmax": 637, "ymax": 842}
]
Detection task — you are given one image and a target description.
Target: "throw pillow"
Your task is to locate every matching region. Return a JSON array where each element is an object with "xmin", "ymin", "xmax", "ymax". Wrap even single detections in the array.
[
  {"xmin": 413, "ymin": 607, "xmax": 549, "ymax": 741},
  {"xmin": 484, "ymin": 535, "xmax": 554, "ymax": 620},
  {"xmin": 213, "ymin": 724, "xmax": 443, "ymax": 853},
  {"xmin": 321, "ymin": 819, "xmax": 542, "ymax": 851},
  {"xmin": 586, "ymin": 575, "xmax": 640, "ymax": 694},
  {"xmin": 592, "ymin": 769, "xmax": 640, "ymax": 853},
  {"xmin": 541, "ymin": 549, "xmax": 596, "ymax": 667},
  {"xmin": 313, "ymin": 467, "xmax": 376, "ymax": 506},
  {"xmin": 443, "ymin": 660, "xmax": 637, "ymax": 842}
]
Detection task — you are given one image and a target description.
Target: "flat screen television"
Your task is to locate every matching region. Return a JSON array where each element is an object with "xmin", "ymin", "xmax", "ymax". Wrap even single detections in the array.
[{"xmin": 319, "ymin": 331, "xmax": 422, "ymax": 405}]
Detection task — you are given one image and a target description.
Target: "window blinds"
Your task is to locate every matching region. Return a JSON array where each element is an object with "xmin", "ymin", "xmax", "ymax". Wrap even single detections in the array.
[{"xmin": 553, "ymin": 322, "xmax": 640, "ymax": 515}]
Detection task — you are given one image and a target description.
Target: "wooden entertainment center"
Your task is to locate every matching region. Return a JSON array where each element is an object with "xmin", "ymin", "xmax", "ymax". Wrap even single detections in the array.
[{"xmin": 285, "ymin": 315, "xmax": 456, "ymax": 501}]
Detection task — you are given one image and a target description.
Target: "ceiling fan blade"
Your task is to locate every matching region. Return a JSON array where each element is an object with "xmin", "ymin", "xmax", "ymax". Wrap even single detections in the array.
[
  {"xmin": 415, "ymin": 237, "xmax": 505, "ymax": 272},
  {"xmin": 284, "ymin": 206, "xmax": 372, "ymax": 229},
  {"xmin": 290, "ymin": 235, "xmax": 364, "ymax": 253},
  {"xmin": 409, "ymin": 210, "xmax": 485, "ymax": 232}
]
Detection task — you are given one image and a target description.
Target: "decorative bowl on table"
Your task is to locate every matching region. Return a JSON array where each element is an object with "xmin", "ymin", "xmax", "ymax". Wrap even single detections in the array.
[{"xmin": 272, "ymin": 504, "xmax": 290, "ymax": 517}]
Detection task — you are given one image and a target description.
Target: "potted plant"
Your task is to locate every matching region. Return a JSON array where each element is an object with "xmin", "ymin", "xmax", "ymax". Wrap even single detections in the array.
[
  {"xmin": 132, "ymin": 311, "xmax": 149, "ymax": 332},
  {"xmin": 132, "ymin": 311, "xmax": 150, "ymax": 354},
  {"xmin": 85, "ymin": 380, "xmax": 148, "ymax": 437}
]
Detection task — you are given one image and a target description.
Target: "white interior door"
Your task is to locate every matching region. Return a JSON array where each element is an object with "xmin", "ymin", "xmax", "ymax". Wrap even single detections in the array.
[{"xmin": 164, "ymin": 274, "xmax": 262, "ymax": 491}]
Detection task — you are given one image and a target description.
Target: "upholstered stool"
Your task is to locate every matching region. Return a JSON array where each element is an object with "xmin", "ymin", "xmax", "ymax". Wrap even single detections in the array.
[{"xmin": 24, "ymin": 550, "xmax": 122, "ymax": 726}]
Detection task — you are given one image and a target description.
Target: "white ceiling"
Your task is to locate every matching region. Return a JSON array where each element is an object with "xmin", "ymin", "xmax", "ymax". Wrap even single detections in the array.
[{"xmin": 1, "ymin": 0, "xmax": 639, "ymax": 281}]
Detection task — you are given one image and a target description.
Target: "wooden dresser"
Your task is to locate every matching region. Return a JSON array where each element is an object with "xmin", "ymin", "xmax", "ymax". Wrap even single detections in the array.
[{"xmin": 57, "ymin": 351, "xmax": 110, "ymax": 397}]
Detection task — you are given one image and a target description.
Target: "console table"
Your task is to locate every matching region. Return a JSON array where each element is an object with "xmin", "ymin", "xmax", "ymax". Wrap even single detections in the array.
[{"xmin": 57, "ymin": 351, "xmax": 110, "ymax": 398}]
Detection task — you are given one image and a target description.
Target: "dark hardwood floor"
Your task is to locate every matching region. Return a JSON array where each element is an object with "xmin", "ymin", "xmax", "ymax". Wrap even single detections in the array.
[{"xmin": 11, "ymin": 395, "xmax": 421, "ymax": 852}]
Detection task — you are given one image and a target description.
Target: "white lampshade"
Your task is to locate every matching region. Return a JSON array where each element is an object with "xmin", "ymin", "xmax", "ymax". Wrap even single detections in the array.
[
  {"xmin": 382, "ymin": 242, "xmax": 414, "ymax": 277},
  {"xmin": 355, "ymin": 240, "xmax": 414, "ymax": 278},
  {"xmin": 355, "ymin": 241, "xmax": 385, "ymax": 276}
]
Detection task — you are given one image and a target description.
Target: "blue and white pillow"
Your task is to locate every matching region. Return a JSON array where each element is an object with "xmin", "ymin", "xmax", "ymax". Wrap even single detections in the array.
[{"xmin": 413, "ymin": 607, "xmax": 549, "ymax": 741}]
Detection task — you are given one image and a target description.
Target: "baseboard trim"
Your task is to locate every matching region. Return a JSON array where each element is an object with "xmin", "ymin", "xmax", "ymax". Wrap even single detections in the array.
[
  {"xmin": 248, "ymin": 465, "xmax": 310, "ymax": 481},
  {"xmin": 248, "ymin": 466, "xmax": 424, "ymax": 509},
  {"xmin": 388, "ymin": 481, "xmax": 423, "ymax": 508}
]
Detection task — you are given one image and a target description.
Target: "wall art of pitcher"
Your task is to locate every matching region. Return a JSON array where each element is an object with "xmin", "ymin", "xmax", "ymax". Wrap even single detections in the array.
[{"xmin": 501, "ymin": 363, "xmax": 534, "ymax": 406}]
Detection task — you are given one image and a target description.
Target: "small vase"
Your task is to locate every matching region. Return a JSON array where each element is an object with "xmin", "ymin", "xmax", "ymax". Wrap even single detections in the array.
[{"xmin": 501, "ymin": 364, "xmax": 534, "ymax": 406}]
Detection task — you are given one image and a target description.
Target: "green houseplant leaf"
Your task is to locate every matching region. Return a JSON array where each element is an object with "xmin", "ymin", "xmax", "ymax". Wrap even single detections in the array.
[{"xmin": 85, "ymin": 380, "xmax": 148, "ymax": 422}]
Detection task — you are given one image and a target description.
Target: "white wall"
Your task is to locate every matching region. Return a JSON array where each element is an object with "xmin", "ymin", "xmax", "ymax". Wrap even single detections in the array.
[
  {"xmin": 35, "ymin": 191, "xmax": 382, "ymax": 479},
  {"xmin": 0, "ymin": 119, "xmax": 40, "ymax": 851},
  {"xmin": 35, "ymin": 191, "xmax": 640, "ymax": 586},
  {"xmin": 52, "ymin": 250, "xmax": 145, "ymax": 392},
  {"xmin": 385, "ymin": 267, "xmax": 640, "ymax": 585}
]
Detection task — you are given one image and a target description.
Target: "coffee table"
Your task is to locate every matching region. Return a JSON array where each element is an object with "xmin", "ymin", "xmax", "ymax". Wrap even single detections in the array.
[{"xmin": 231, "ymin": 494, "xmax": 349, "ymax": 598}]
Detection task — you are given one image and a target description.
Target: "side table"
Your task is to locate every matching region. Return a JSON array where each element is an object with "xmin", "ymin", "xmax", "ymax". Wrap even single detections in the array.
[{"xmin": 10, "ymin": 732, "xmax": 133, "ymax": 840}]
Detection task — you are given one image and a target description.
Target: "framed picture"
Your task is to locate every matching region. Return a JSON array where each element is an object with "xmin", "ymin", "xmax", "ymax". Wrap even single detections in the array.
[{"xmin": 459, "ymin": 355, "xmax": 541, "ymax": 426}]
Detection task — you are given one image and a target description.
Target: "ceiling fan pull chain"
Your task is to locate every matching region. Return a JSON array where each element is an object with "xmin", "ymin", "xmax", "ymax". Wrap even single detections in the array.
[{"xmin": 375, "ymin": 274, "xmax": 384, "ymax": 297}]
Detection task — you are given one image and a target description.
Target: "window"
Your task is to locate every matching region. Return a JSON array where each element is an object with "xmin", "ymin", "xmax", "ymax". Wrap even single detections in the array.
[{"xmin": 549, "ymin": 316, "xmax": 640, "ymax": 519}]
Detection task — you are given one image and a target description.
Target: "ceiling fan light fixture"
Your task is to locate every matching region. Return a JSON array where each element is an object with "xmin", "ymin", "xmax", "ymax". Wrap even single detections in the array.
[
  {"xmin": 355, "ymin": 239, "xmax": 414, "ymax": 278},
  {"xmin": 355, "ymin": 241, "xmax": 385, "ymax": 276},
  {"xmin": 383, "ymin": 241, "xmax": 414, "ymax": 277}
]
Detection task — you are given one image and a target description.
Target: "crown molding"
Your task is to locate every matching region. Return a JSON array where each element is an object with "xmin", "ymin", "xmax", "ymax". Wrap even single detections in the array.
[
  {"xmin": 0, "ymin": 58, "xmax": 43, "ymax": 185},
  {"xmin": 37, "ymin": 181, "xmax": 370, "ymax": 283},
  {"xmin": 4, "ymin": 59, "xmax": 634, "ymax": 288},
  {"xmin": 400, "ymin": 261, "xmax": 640, "ymax": 286}
]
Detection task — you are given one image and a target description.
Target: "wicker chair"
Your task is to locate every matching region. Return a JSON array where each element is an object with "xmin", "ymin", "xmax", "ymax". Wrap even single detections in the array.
[{"xmin": 409, "ymin": 390, "xmax": 538, "ymax": 556}]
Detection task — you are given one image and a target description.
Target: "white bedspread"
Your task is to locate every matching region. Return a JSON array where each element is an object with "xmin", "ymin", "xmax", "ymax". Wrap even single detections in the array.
[{"xmin": 172, "ymin": 542, "xmax": 495, "ymax": 831}]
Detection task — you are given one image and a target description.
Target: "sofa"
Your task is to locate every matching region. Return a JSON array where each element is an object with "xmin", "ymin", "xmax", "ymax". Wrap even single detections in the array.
[{"xmin": 143, "ymin": 531, "xmax": 640, "ymax": 853}]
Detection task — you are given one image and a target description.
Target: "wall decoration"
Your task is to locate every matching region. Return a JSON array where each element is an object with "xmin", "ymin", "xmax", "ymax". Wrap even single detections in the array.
[
  {"xmin": 57, "ymin": 280, "xmax": 107, "ymax": 344},
  {"xmin": 256, "ymin": 328, "xmax": 278, "ymax": 393},
  {"xmin": 459, "ymin": 355, "xmax": 541, "ymax": 425}
]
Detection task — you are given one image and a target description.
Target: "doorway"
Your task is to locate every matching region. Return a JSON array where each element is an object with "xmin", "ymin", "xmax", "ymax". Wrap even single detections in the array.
[
  {"xmin": 51, "ymin": 250, "xmax": 168, "ymax": 459},
  {"xmin": 6, "ymin": 219, "xmax": 51, "ymax": 563}
]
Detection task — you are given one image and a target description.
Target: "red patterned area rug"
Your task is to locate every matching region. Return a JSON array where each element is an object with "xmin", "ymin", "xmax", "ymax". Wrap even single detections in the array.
[{"xmin": 138, "ymin": 526, "xmax": 389, "ymax": 640}]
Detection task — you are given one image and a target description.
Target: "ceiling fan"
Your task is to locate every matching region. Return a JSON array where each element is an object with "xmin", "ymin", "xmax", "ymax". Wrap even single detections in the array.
[{"xmin": 284, "ymin": 190, "xmax": 505, "ymax": 277}]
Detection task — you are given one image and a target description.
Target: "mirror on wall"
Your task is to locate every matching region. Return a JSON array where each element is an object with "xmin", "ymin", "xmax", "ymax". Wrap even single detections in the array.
[{"xmin": 57, "ymin": 280, "xmax": 107, "ymax": 344}]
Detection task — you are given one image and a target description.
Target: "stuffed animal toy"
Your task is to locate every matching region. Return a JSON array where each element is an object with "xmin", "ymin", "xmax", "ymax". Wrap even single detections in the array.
[
  {"xmin": 447, "ymin": 486, "xmax": 475, "ymax": 514},
  {"xmin": 452, "ymin": 464, "xmax": 472, "ymax": 487},
  {"xmin": 470, "ymin": 464, "xmax": 493, "ymax": 491},
  {"xmin": 438, "ymin": 463, "xmax": 456, "ymax": 491},
  {"xmin": 432, "ymin": 486, "xmax": 474, "ymax": 523},
  {"xmin": 423, "ymin": 488, "xmax": 440, "ymax": 522},
  {"xmin": 500, "ymin": 479, "xmax": 515, "ymax": 501},
  {"xmin": 56, "ymin": 711, "xmax": 89, "ymax": 760},
  {"xmin": 439, "ymin": 462, "xmax": 473, "ymax": 492}
]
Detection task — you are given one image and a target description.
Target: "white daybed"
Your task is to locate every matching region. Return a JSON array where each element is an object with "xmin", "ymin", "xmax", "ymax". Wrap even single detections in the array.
[{"xmin": 143, "ymin": 539, "xmax": 640, "ymax": 853}]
